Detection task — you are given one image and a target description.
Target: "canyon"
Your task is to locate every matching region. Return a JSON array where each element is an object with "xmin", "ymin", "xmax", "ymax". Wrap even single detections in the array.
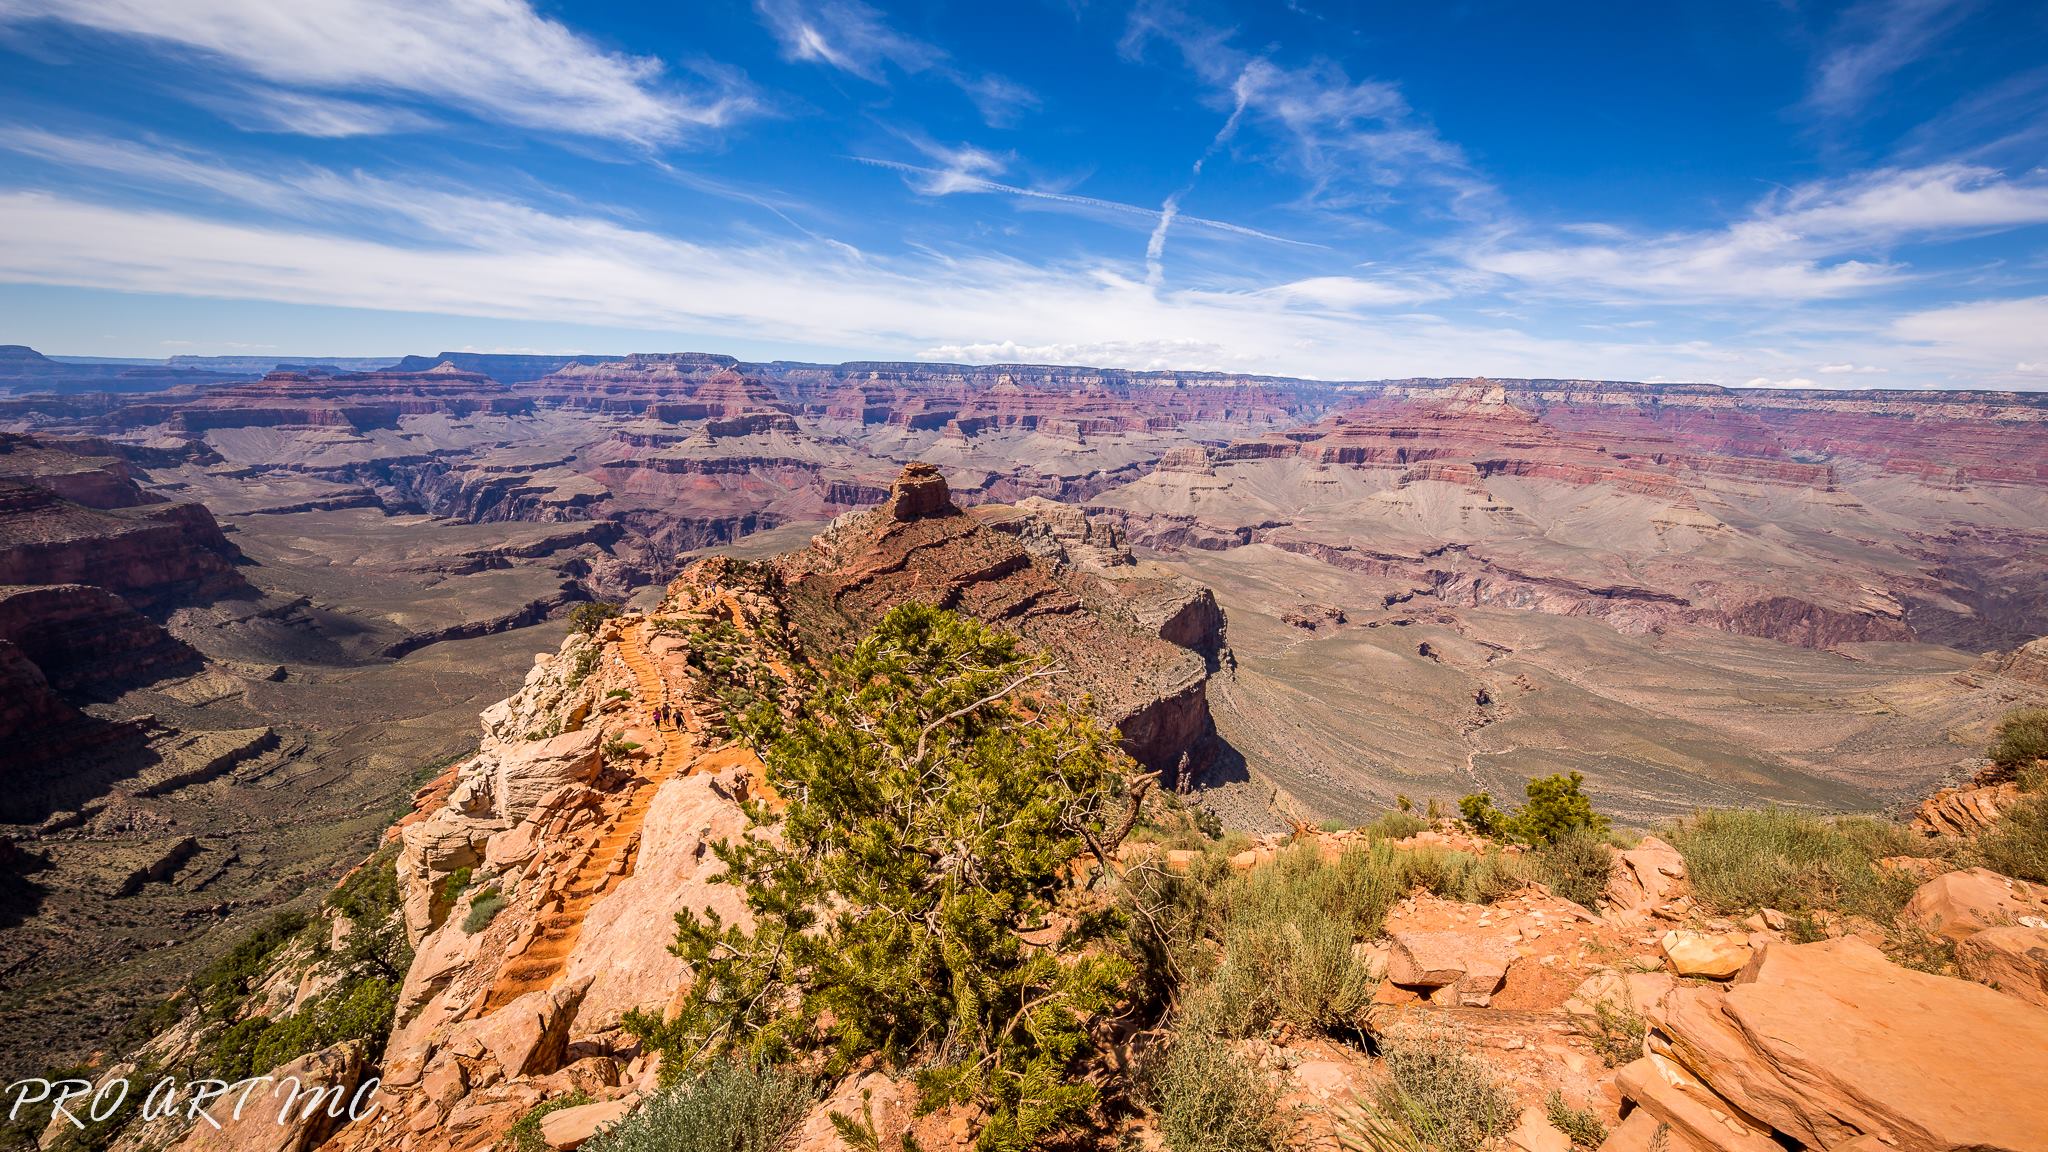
[{"xmin": 2, "ymin": 347, "xmax": 2046, "ymax": 1082}]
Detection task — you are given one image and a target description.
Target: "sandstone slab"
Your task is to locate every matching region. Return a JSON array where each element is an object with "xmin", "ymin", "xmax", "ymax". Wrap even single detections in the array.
[
  {"xmin": 1386, "ymin": 930, "xmax": 1516, "ymax": 1006},
  {"xmin": 1645, "ymin": 937, "xmax": 2048, "ymax": 1152},
  {"xmin": 1659, "ymin": 930, "xmax": 1751, "ymax": 979},
  {"xmin": 1901, "ymin": 867, "xmax": 2048, "ymax": 944},
  {"xmin": 1605, "ymin": 836, "xmax": 1687, "ymax": 918},
  {"xmin": 540, "ymin": 1096, "xmax": 636, "ymax": 1150},
  {"xmin": 1955, "ymin": 924, "xmax": 2048, "ymax": 1008}
]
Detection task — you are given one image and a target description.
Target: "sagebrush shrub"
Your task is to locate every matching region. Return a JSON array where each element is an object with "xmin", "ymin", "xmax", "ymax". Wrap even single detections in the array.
[
  {"xmin": 1544, "ymin": 1091, "xmax": 1607, "ymax": 1149},
  {"xmin": 462, "ymin": 887, "xmax": 507, "ymax": 934},
  {"xmin": 584, "ymin": 1060, "xmax": 814, "ymax": 1152},
  {"xmin": 1532, "ymin": 832, "xmax": 1614, "ymax": 908},
  {"xmin": 1372, "ymin": 1025, "xmax": 1517, "ymax": 1152},
  {"xmin": 1988, "ymin": 709, "xmax": 2048, "ymax": 776},
  {"xmin": 1149, "ymin": 1031, "xmax": 1287, "ymax": 1152},
  {"xmin": 1665, "ymin": 808, "xmax": 1924, "ymax": 922},
  {"xmin": 1976, "ymin": 792, "xmax": 2048, "ymax": 884}
]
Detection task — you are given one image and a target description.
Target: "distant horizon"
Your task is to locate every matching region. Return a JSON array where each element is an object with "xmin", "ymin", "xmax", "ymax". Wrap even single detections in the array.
[{"xmin": 12, "ymin": 340, "xmax": 2048, "ymax": 396}]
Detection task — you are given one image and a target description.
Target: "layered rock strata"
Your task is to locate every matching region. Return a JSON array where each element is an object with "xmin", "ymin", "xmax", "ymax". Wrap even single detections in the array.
[{"xmin": 774, "ymin": 463, "xmax": 1219, "ymax": 772}]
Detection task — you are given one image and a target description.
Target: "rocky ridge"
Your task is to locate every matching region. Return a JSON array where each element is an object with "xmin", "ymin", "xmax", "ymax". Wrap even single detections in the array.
[{"xmin": 773, "ymin": 464, "xmax": 1221, "ymax": 773}]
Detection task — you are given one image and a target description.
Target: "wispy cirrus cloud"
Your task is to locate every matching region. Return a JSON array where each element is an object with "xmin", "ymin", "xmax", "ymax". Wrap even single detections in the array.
[
  {"xmin": 197, "ymin": 89, "xmax": 440, "ymax": 138},
  {"xmin": 1467, "ymin": 164, "xmax": 2048, "ymax": 302},
  {"xmin": 0, "ymin": 133, "xmax": 1619, "ymax": 380},
  {"xmin": 753, "ymin": 0, "xmax": 1036, "ymax": 126},
  {"xmin": 0, "ymin": 154, "xmax": 2040, "ymax": 388},
  {"xmin": 1892, "ymin": 294, "xmax": 2048, "ymax": 372},
  {"xmin": 0, "ymin": 0, "xmax": 755, "ymax": 144},
  {"xmin": 1120, "ymin": 0, "xmax": 1492, "ymax": 221},
  {"xmin": 1806, "ymin": 0, "xmax": 1980, "ymax": 118},
  {"xmin": 850, "ymin": 155, "xmax": 1321, "ymax": 248}
]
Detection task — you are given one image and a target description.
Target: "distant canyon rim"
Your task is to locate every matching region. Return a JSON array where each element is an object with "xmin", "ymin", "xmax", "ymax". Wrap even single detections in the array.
[{"xmin": 2, "ymin": 342, "xmax": 2046, "ymax": 1075}]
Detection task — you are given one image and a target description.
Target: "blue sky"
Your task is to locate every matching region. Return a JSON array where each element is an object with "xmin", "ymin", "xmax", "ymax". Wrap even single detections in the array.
[{"xmin": 1, "ymin": 0, "xmax": 2046, "ymax": 388}]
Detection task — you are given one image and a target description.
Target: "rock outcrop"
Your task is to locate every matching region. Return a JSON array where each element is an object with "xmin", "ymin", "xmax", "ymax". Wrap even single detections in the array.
[
  {"xmin": 1900, "ymin": 867, "xmax": 2048, "ymax": 944},
  {"xmin": 1626, "ymin": 936, "xmax": 2048, "ymax": 1152},
  {"xmin": 1998, "ymin": 637, "xmax": 2048, "ymax": 687},
  {"xmin": 166, "ymin": 364, "xmax": 531, "ymax": 433},
  {"xmin": 0, "ymin": 435, "xmax": 245, "ymax": 780},
  {"xmin": 1956, "ymin": 925, "xmax": 2048, "ymax": 1008},
  {"xmin": 0, "ymin": 436, "xmax": 245, "ymax": 608},
  {"xmin": 775, "ymin": 464, "xmax": 1219, "ymax": 772},
  {"xmin": 1912, "ymin": 767, "xmax": 2025, "ymax": 838},
  {"xmin": 331, "ymin": 597, "xmax": 771, "ymax": 1152}
]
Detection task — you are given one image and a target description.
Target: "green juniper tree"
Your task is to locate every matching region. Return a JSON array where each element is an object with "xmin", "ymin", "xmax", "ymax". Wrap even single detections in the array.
[{"xmin": 627, "ymin": 603, "xmax": 1140, "ymax": 1152}]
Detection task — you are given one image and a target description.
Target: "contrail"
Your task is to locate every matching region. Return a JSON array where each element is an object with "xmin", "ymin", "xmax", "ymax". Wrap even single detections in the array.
[{"xmin": 851, "ymin": 156, "xmax": 1322, "ymax": 250}]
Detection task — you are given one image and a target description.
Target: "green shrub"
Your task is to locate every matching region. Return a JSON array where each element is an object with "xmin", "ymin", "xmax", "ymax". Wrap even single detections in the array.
[
  {"xmin": 1885, "ymin": 922, "xmax": 1957, "ymax": 975},
  {"xmin": 1198, "ymin": 905, "xmax": 1376, "ymax": 1037},
  {"xmin": 1545, "ymin": 1091, "xmax": 1607, "ymax": 1149},
  {"xmin": 247, "ymin": 976, "xmax": 400, "ymax": 1074},
  {"xmin": 194, "ymin": 909, "xmax": 311, "ymax": 1019},
  {"xmin": 1580, "ymin": 994, "xmax": 1646, "ymax": 1068},
  {"xmin": 1399, "ymin": 846, "xmax": 1530, "ymax": 904},
  {"xmin": 626, "ymin": 604, "xmax": 1136, "ymax": 1152},
  {"xmin": 1371, "ymin": 1025, "xmax": 1516, "ymax": 1152},
  {"xmin": 205, "ymin": 974, "xmax": 402, "ymax": 1081},
  {"xmin": 327, "ymin": 843, "xmax": 412, "ymax": 982},
  {"xmin": 1531, "ymin": 832, "xmax": 1614, "ymax": 908},
  {"xmin": 1518, "ymin": 773, "xmax": 1611, "ymax": 844},
  {"xmin": 602, "ymin": 737, "xmax": 642, "ymax": 761},
  {"xmin": 507, "ymin": 1092, "xmax": 593, "ymax": 1152},
  {"xmin": 1150, "ymin": 1031, "xmax": 1287, "ymax": 1152},
  {"xmin": 1366, "ymin": 810, "xmax": 1429, "ymax": 840},
  {"xmin": 1460, "ymin": 773, "xmax": 1609, "ymax": 845},
  {"xmin": 567, "ymin": 646, "xmax": 600, "ymax": 689},
  {"xmin": 463, "ymin": 887, "xmax": 507, "ymax": 934},
  {"xmin": 437, "ymin": 866, "xmax": 473, "ymax": 906},
  {"xmin": 1227, "ymin": 841, "xmax": 1411, "ymax": 940},
  {"xmin": 569, "ymin": 601, "xmax": 623, "ymax": 636},
  {"xmin": 1459, "ymin": 792, "xmax": 1508, "ymax": 839},
  {"xmin": 1665, "ymin": 808, "xmax": 1924, "ymax": 922},
  {"xmin": 585, "ymin": 1059, "xmax": 815, "ymax": 1152},
  {"xmin": 606, "ymin": 688, "xmax": 634, "ymax": 700},
  {"xmin": 1976, "ymin": 792, "xmax": 2048, "ymax": 884},
  {"xmin": 1989, "ymin": 709, "xmax": 2048, "ymax": 777}
]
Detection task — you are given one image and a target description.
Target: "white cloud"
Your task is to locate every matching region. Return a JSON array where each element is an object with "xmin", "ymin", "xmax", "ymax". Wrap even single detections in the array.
[
  {"xmin": 916, "ymin": 339, "xmax": 1246, "ymax": 372},
  {"xmin": 201, "ymin": 88, "xmax": 440, "ymax": 137},
  {"xmin": 754, "ymin": 0, "xmax": 935, "ymax": 80},
  {"xmin": 1892, "ymin": 295, "xmax": 2048, "ymax": 369},
  {"xmin": 1808, "ymin": 0, "xmax": 1976, "ymax": 117},
  {"xmin": 752, "ymin": 0, "xmax": 1034, "ymax": 126},
  {"xmin": 1469, "ymin": 164, "xmax": 2048, "ymax": 302},
  {"xmin": 0, "ymin": 180, "xmax": 1645, "ymax": 382},
  {"xmin": 1, "ymin": 136, "xmax": 2042, "ymax": 391},
  {"xmin": 850, "ymin": 156, "xmax": 1317, "ymax": 249},
  {"xmin": 0, "ymin": 0, "xmax": 751, "ymax": 144},
  {"xmin": 1121, "ymin": 2, "xmax": 1490, "ymax": 219},
  {"xmin": 1235, "ymin": 275, "xmax": 1447, "ymax": 309}
]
